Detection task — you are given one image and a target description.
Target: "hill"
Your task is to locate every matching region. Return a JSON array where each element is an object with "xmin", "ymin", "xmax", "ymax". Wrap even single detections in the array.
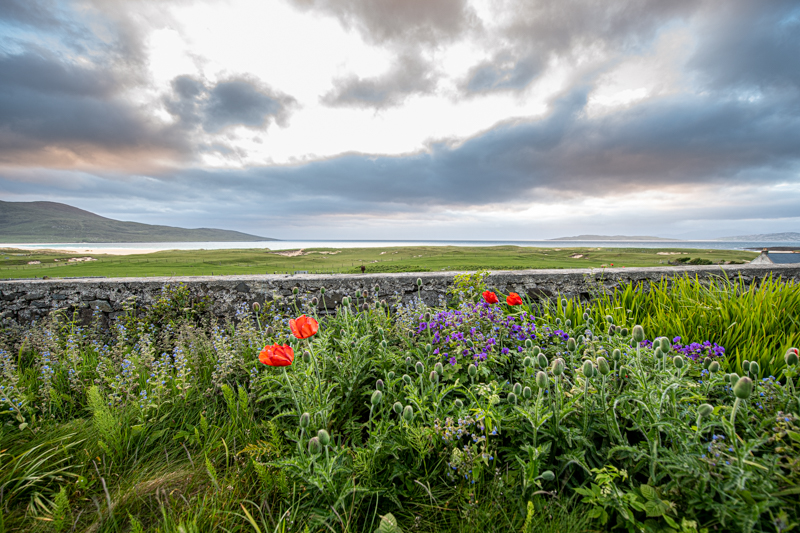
[
  {"xmin": 0, "ymin": 201, "xmax": 275, "ymax": 243},
  {"xmin": 716, "ymin": 232, "xmax": 800, "ymax": 242},
  {"xmin": 548, "ymin": 234, "xmax": 677, "ymax": 241}
]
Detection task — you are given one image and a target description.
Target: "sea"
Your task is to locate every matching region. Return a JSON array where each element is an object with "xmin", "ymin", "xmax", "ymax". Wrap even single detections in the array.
[{"xmin": 4, "ymin": 240, "xmax": 800, "ymax": 255}]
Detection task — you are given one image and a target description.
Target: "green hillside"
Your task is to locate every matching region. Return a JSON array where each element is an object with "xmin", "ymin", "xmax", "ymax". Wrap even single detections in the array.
[{"xmin": 0, "ymin": 201, "xmax": 275, "ymax": 243}]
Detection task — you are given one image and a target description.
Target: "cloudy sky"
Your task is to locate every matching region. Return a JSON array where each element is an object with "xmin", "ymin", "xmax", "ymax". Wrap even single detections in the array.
[{"xmin": 1, "ymin": 0, "xmax": 799, "ymax": 240}]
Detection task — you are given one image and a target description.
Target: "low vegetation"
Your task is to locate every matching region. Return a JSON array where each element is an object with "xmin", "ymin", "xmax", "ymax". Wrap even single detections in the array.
[{"xmin": 0, "ymin": 245, "xmax": 756, "ymax": 279}]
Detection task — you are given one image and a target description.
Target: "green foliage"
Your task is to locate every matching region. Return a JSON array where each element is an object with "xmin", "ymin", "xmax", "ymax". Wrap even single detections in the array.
[{"xmin": 448, "ymin": 269, "xmax": 490, "ymax": 302}]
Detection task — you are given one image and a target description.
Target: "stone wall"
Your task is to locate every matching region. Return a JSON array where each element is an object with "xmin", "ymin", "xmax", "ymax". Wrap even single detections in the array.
[{"xmin": 1, "ymin": 264, "xmax": 799, "ymax": 327}]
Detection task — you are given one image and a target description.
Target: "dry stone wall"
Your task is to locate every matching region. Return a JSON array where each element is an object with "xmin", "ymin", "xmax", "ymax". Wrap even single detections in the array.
[{"xmin": 1, "ymin": 264, "xmax": 799, "ymax": 327}]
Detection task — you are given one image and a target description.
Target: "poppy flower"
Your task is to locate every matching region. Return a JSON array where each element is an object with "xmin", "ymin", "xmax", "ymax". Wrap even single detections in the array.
[
  {"xmin": 290, "ymin": 314, "xmax": 319, "ymax": 339},
  {"xmin": 482, "ymin": 291, "xmax": 499, "ymax": 304},
  {"xmin": 506, "ymin": 292, "xmax": 523, "ymax": 306},
  {"xmin": 259, "ymin": 344, "xmax": 294, "ymax": 366}
]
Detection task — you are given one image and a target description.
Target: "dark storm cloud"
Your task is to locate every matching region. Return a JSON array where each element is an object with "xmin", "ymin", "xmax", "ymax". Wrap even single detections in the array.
[
  {"xmin": 322, "ymin": 53, "xmax": 437, "ymax": 108},
  {"xmin": 164, "ymin": 75, "xmax": 297, "ymax": 133}
]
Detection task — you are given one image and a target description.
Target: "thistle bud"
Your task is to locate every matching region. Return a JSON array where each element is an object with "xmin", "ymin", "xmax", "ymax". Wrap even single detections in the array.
[
  {"xmin": 553, "ymin": 358, "xmax": 565, "ymax": 376},
  {"xmin": 733, "ymin": 376, "xmax": 753, "ymax": 399},
  {"xmin": 621, "ymin": 328, "xmax": 629, "ymax": 337},
  {"xmin": 416, "ymin": 278, "xmax": 423, "ymax": 287},
  {"xmin": 434, "ymin": 362, "xmax": 444, "ymax": 375},
  {"xmin": 403, "ymin": 405, "xmax": 414, "ymax": 421},
  {"xmin": 522, "ymin": 386, "xmax": 532, "ymax": 399},
  {"xmin": 597, "ymin": 357, "xmax": 610, "ymax": 376},
  {"xmin": 525, "ymin": 339, "xmax": 533, "ymax": 349},
  {"xmin": 582, "ymin": 360, "xmax": 593, "ymax": 378},
  {"xmin": 415, "ymin": 362, "xmax": 425, "ymax": 375},
  {"xmin": 742, "ymin": 360, "xmax": 750, "ymax": 373},
  {"xmin": 454, "ymin": 399, "xmax": 464, "ymax": 409},
  {"xmin": 371, "ymin": 390, "xmax": 383, "ymax": 405},
  {"xmin": 538, "ymin": 354, "xmax": 548, "ymax": 368},
  {"xmin": 429, "ymin": 371, "xmax": 439, "ymax": 384},
  {"xmin": 565, "ymin": 319, "xmax": 572, "ymax": 328},
  {"xmin": 698, "ymin": 404, "xmax": 713, "ymax": 417},
  {"xmin": 785, "ymin": 348, "xmax": 799, "ymax": 366},
  {"xmin": 317, "ymin": 429, "xmax": 330, "ymax": 446},
  {"xmin": 507, "ymin": 392, "xmax": 518, "ymax": 404},
  {"xmin": 749, "ymin": 361, "xmax": 760, "ymax": 376},
  {"xmin": 299, "ymin": 412, "xmax": 310, "ymax": 428},
  {"xmin": 308, "ymin": 437, "xmax": 322, "ymax": 455},
  {"xmin": 606, "ymin": 315, "xmax": 614, "ymax": 325},
  {"xmin": 513, "ymin": 382, "xmax": 522, "ymax": 396},
  {"xmin": 523, "ymin": 356, "xmax": 532, "ymax": 367},
  {"xmin": 703, "ymin": 357, "xmax": 711, "ymax": 370},
  {"xmin": 532, "ymin": 346, "xmax": 541, "ymax": 356},
  {"xmin": 302, "ymin": 351, "xmax": 311, "ymax": 364},
  {"xmin": 402, "ymin": 374, "xmax": 412, "ymax": 385},
  {"xmin": 387, "ymin": 371, "xmax": 395, "ymax": 380},
  {"xmin": 540, "ymin": 470, "xmax": 555, "ymax": 481},
  {"xmin": 567, "ymin": 338, "xmax": 577, "ymax": 352},
  {"xmin": 612, "ymin": 349, "xmax": 622, "ymax": 361},
  {"xmin": 253, "ymin": 302, "xmax": 261, "ymax": 312},
  {"xmin": 709, "ymin": 361, "xmax": 720, "ymax": 373},
  {"xmin": 673, "ymin": 355, "xmax": 684, "ymax": 369},
  {"xmin": 536, "ymin": 371, "xmax": 548, "ymax": 389},
  {"xmin": 660, "ymin": 337, "xmax": 671, "ymax": 353},
  {"xmin": 376, "ymin": 379, "xmax": 385, "ymax": 391},
  {"xmin": 468, "ymin": 365, "xmax": 478, "ymax": 378},
  {"xmin": 632, "ymin": 325, "xmax": 645, "ymax": 343}
]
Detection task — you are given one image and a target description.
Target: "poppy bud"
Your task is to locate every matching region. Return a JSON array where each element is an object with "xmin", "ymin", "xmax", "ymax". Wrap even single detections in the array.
[
  {"xmin": 597, "ymin": 357, "xmax": 610, "ymax": 376},
  {"xmin": 362, "ymin": 303, "xmax": 369, "ymax": 311},
  {"xmin": 733, "ymin": 376, "xmax": 753, "ymax": 399},
  {"xmin": 311, "ymin": 297, "xmax": 319, "ymax": 307},
  {"xmin": 416, "ymin": 278, "xmax": 423, "ymax": 287},
  {"xmin": 393, "ymin": 401, "xmax": 403, "ymax": 414},
  {"xmin": 299, "ymin": 412, "xmax": 310, "ymax": 428},
  {"xmin": 582, "ymin": 360, "xmax": 593, "ymax": 378},
  {"xmin": 454, "ymin": 399, "xmax": 464, "ymax": 409},
  {"xmin": 621, "ymin": 328, "xmax": 629, "ymax": 337},
  {"xmin": 785, "ymin": 348, "xmax": 799, "ymax": 366},
  {"xmin": 429, "ymin": 371, "xmax": 439, "ymax": 384},
  {"xmin": 381, "ymin": 340, "xmax": 388, "ymax": 349},
  {"xmin": 538, "ymin": 470, "xmax": 555, "ymax": 482},
  {"xmin": 266, "ymin": 326, "xmax": 274, "ymax": 336},
  {"xmin": 532, "ymin": 346, "xmax": 541, "ymax": 356},
  {"xmin": 606, "ymin": 315, "xmax": 614, "ymax": 324},
  {"xmin": 374, "ymin": 284, "xmax": 380, "ymax": 293},
  {"xmin": 317, "ymin": 429, "xmax": 330, "ymax": 446},
  {"xmin": 308, "ymin": 437, "xmax": 322, "ymax": 455},
  {"xmin": 513, "ymin": 382, "xmax": 522, "ymax": 396},
  {"xmin": 567, "ymin": 338, "xmax": 576, "ymax": 352},
  {"xmin": 555, "ymin": 318, "xmax": 562, "ymax": 326},
  {"xmin": 654, "ymin": 347, "xmax": 663, "ymax": 359},
  {"xmin": 582, "ymin": 312, "xmax": 589, "ymax": 321},
  {"xmin": 577, "ymin": 335, "xmax": 585, "ymax": 345},
  {"xmin": 380, "ymin": 299, "xmax": 387, "ymax": 308},
  {"xmin": 553, "ymin": 358, "xmax": 565, "ymax": 376},
  {"xmin": 253, "ymin": 302, "xmax": 261, "ymax": 312},
  {"xmin": 466, "ymin": 340, "xmax": 474, "ymax": 348},
  {"xmin": 702, "ymin": 357, "xmax": 711, "ymax": 369},
  {"xmin": 434, "ymin": 362, "xmax": 444, "ymax": 375},
  {"xmin": 749, "ymin": 361, "xmax": 760, "ymax": 376},
  {"xmin": 387, "ymin": 371, "xmax": 395, "ymax": 380},
  {"xmin": 523, "ymin": 356, "xmax": 532, "ymax": 367},
  {"xmin": 565, "ymin": 319, "xmax": 572, "ymax": 328},
  {"xmin": 425, "ymin": 344, "xmax": 432, "ymax": 353},
  {"xmin": 729, "ymin": 373, "xmax": 740, "ymax": 388},
  {"xmin": 371, "ymin": 390, "xmax": 383, "ymax": 405},
  {"xmin": 522, "ymin": 386, "xmax": 532, "ymax": 399},
  {"xmin": 468, "ymin": 365, "xmax": 478, "ymax": 377},
  {"xmin": 723, "ymin": 373, "xmax": 731, "ymax": 383},
  {"xmin": 608, "ymin": 325, "xmax": 616, "ymax": 336},
  {"xmin": 536, "ymin": 371, "xmax": 548, "ymax": 389},
  {"xmin": 376, "ymin": 379, "xmax": 385, "ymax": 391},
  {"xmin": 709, "ymin": 361, "xmax": 720, "ymax": 373},
  {"xmin": 507, "ymin": 392, "xmax": 518, "ymax": 404},
  {"xmin": 698, "ymin": 404, "xmax": 713, "ymax": 417},
  {"xmin": 424, "ymin": 312, "xmax": 431, "ymax": 322},
  {"xmin": 320, "ymin": 287, "xmax": 326, "ymax": 294},
  {"xmin": 633, "ymin": 325, "xmax": 645, "ymax": 343},
  {"xmin": 415, "ymin": 362, "xmax": 424, "ymax": 374},
  {"xmin": 405, "ymin": 356, "xmax": 413, "ymax": 366},
  {"xmin": 561, "ymin": 299, "xmax": 568, "ymax": 308},
  {"xmin": 742, "ymin": 360, "xmax": 750, "ymax": 373},
  {"xmin": 587, "ymin": 317, "xmax": 595, "ymax": 326},
  {"xmin": 302, "ymin": 351, "xmax": 311, "ymax": 364},
  {"xmin": 525, "ymin": 339, "xmax": 533, "ymax": 349},
  {"xmin": 612, "ymin": 349, "xmax": 621, "ymax": 361},
  {"xmin": 673, "ymin": 355, "xmax": 684, "ymax": 369},
  {"xmin": 538, "ymin": 354, "xmax": 548, "ymax": 368},
  {"xmin": 402, "ymin": 374, "xmax": 412, "ymax": 385},
  {"xmin": 355, "ymin": 290, "xmax": 362, "ymax": 298},
  {"xmin": 403, "ymin": 405, "xmax": 414, "ymax": 421},
  {"xmin": 660, "ymin": 337, "xmax": 671, "ymax": 352}
]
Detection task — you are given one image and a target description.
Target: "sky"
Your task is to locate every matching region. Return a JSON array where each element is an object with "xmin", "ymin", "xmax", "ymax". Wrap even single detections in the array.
[{"xmin": 0, "ymin": 0, "xmax": 799, "ymax": 240}]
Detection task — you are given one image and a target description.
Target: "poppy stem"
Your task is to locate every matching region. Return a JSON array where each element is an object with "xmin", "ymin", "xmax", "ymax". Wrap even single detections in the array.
[{"xmin": 282, "ymin": 367, "xmax": 301, "ymax": 417}]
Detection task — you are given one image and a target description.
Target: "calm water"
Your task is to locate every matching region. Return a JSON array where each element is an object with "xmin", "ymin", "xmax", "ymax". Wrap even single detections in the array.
[{"xmin": 5, "ymin": 239, "xmax": 800, "ymax": 254}]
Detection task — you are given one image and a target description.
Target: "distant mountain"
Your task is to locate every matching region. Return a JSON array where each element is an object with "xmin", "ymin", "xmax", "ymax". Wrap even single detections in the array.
[
  {"xmin": 716, "ymin": 232, "xmax": 800, "ymax": 242},
  {"xmin": 548, "ymin": 234, "xmax": 677, "ymax": 241},
  {"xmin": 0, "ymin": 201, "xmax": 275, "ymax": 243}
]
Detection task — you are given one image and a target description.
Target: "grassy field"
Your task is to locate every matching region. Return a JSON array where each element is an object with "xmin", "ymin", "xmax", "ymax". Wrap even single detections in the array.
[{"xmin": 0, "ymin": 245, "xmax": 757, "ymax": 278}]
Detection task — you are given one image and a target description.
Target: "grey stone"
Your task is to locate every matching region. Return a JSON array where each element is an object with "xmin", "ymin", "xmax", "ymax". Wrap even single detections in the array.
[
  {"xmin": 2, "ymin": 292, "xmax": 22, "ymax": 301},
  {"xmin": 51, "ymin": 293, "xmax": 69, "ymax": 300},
  {"xmin": 235, "ymin": 282, "xmax": 250, "ymax": 293},
  {"xmin": 89, "ymin": 300, "xmax": 113, "ymax": 313},
  {"xmin": 23, "ymin": 293, "xmax": 44, "ymax": 301}
]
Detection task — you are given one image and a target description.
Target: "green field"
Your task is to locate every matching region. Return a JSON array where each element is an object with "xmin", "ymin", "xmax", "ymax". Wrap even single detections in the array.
[{"xmin": 0, "ymin": 245, "xmax": 757, "ymax": 278}]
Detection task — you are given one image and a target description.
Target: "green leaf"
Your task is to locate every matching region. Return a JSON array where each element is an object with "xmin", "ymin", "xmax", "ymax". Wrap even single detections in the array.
[
  {"xmin": 640, "ymin": 484, "xmax": 657, "ymax": 501},
  {"xmin": 645, "ymin": 500, "xmax": 664, "ymax": 517},
  {"xmin": 375, "ymin": 513, "xmax": 402, "ymax": 533},
  {"xmin": 663, "ymin": 515, "xmax": 679, "ymax": 529}
]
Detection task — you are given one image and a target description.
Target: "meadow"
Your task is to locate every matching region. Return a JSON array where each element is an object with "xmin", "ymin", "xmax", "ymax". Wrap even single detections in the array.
[
  {"xmin": 0, "ymin": 245, "xmax": 756, "ymax": 279},
  {"xmin": 1, "ymin": 272, "xmax": 799, "ymax": 532}
]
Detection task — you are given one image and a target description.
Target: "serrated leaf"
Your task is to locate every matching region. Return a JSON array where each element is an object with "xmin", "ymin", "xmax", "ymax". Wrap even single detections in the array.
[
  {"xmin": 640, "ymin": 484, "xmax": 657, "ymax": 501},
  {"xmin": 644, "ymin": 501, "xmax": 663, "ymax": 517}
]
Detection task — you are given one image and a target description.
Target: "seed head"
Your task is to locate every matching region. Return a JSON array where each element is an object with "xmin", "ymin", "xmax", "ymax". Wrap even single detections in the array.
[
  {"xmin": 733, "ymin": 376, "xmax": 753, "ymax": 399},
  {"xmin": 632, "ymin": 325, "xmax": 645, "ymax": 343},
  {"xmin": 317, "ymin": 429, "xmax": 330, "ymax": 446}
]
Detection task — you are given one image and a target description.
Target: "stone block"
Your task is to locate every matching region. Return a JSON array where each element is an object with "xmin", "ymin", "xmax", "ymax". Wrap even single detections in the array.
[{"xmin": 89, "ymin": 300, "xmax": 113, "ymax": 313}]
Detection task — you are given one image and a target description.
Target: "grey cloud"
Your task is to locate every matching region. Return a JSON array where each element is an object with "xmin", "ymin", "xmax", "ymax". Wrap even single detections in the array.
[
  {"xmin": 164, "ymin": 75, "xmax": 297, "ymax": 134},
  {"xmin": 464, "ymin": 53, "xmax": 545, "ymax": 93},
  {"xmin": 322, "ymin": 54, "xmax": 437, "ymax": 108}
]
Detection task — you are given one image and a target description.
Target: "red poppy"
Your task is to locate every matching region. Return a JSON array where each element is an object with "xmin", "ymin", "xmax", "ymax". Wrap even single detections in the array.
[
  {"xmin": 482, "ymin": 291, "xmax": 499, "ymax": 304},
  {"xmin": 506, "ymin": 292, "xmax": 523, "ymax": 306},
  {"xmin": 290, "ymin": 314, "xmax": 319, "ymax": 339},
  {"xmin": 259, "ymin": 344, "xmax": 295, "ymax": 366}
]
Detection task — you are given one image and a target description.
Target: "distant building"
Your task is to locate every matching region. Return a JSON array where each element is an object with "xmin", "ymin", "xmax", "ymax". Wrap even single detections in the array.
[{"xmin": 750, "ymin": 248, "xmax": 800, "ymax": 264}]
